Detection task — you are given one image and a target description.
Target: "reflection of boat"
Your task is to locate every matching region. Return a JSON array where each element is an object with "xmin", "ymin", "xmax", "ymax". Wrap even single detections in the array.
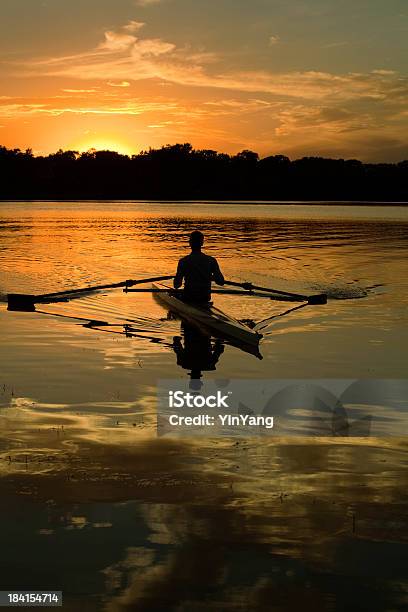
[{"xmin": 153, "ymin": 283, "xmax": 262, "ymax": 355}]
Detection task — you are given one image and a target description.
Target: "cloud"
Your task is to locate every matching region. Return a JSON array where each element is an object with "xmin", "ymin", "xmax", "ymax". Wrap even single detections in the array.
[
  {"xmin": 62, "ymin": 88, "xmax": 98, "ymax": 93},
  {"xmin": 147, "ymin": 120, "xmax": 185, "ymax": 128},
  {"xmin": 268, "ymin": 35, "xmax": 280, "ymax": 46},
  {"xmin": 132, "ymin": 38, "xmax": 176, "ymax": 57},
  {"xmin": 99, "ymin": 31, "xmax": 138, "ymax": 51},
  {"xmin": 107, "ymin": 81, "xmax": 130, "ymax": 87},
  {"xmin": 17, "ymin": 24, "xmax": 407, "ymax": 106},
  {"xmin": 372, "ymin": 69, "xmax": 397, "ymax": 76},
  {"xmin": 0, "ymin": 97, "xmax": 180, "ymax": 118},
  {"xmin": 273, "ymin": 104, "xmax": 377, "ymax": 138},
  {"xmin": 123, "ymin": 20, "xmax": 145, "ymax": 33},
  {"xmin": 134, "ymin": 0, "xmax": 162, "ymax": 5},
  {"xmin": 202, "ymin": 98, "xmax": 276, "ymax": 116}
]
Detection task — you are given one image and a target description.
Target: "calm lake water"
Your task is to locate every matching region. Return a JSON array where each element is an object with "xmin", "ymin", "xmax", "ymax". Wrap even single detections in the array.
[{"xmin": 0, "ymin": 202, "xmax": 407, "ymax": 611}]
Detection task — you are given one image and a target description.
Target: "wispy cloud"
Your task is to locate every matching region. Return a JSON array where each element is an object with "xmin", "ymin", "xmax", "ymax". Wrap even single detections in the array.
[
  {"xmin": 134, "ymin": 0, "xmax": 162, "ymax": 6},
  {"xmin": 273, "ymin": 105, "xmax": 377, "ymax": 138},
  {"xmin": 0, "ymin": 97, "xmax": 180, "ymax": 118},
  {"xmin": 147, "ymin": 119, "xmax": 185, "ymax": 128},
  {"xmin": 107, "ymin": 80, "xmax": 130, "ymax": 87},
  {"xmin": 16, "ymin": 22, "xmax": 407, "ymax": 105},
  {"xmin": 372, "ymin": 69, "xmax": 397, "ymax": 75},
  {"xmin": 62, "ymin": 88, "xmax": 99, "ymax": 93},
  {"xmin": 123, "ymin": 20, "xmax": 145, "ymax": 33},
  {"xmin": 203, "ymin": 98, "xmax": 276, "ymax": 115},
  {"xmin": 99, "ymin": 31, "xmax": 139, "ymax": 52}
]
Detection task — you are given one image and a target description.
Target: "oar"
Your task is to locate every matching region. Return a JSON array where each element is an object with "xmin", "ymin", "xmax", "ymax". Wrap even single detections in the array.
[
  {"xmin": 7, "ymin": 274, "xmax": 174, "ymax": 311},
  {"xmin": 223, "ymin": 280, "xmax": 327, "ymax": 304}
]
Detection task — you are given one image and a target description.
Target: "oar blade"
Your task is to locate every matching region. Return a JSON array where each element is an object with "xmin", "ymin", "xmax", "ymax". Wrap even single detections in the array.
[
  {"xmin": 7, "ymin": 294, "xmax": 37, "ymax": 312},
  {"xmin": 307, "ymin": 294, "xmax": 327, "ymax": 305}
]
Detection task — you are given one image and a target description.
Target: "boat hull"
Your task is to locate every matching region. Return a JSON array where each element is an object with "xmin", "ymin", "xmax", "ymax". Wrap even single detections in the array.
[{"xmin": 153, "ymin": 283, "xmax": 262, "ymax": 348}]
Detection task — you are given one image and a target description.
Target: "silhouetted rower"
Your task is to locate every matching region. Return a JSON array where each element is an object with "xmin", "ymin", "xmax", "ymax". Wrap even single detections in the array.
[{"xmin": 174, "ymin": 230, "xmax": 224, "ymax": 303}]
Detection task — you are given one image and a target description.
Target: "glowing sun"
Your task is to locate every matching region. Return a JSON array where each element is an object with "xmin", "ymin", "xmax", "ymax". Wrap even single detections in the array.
[{"xmin": 74, "ymin": 137, "xmax": 135, "ymax": 156}]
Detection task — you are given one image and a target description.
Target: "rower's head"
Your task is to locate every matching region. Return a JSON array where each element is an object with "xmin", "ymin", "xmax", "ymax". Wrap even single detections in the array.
[{"xmin": 189, "ymin": 230, "xmax": 204, "ymax": 251}]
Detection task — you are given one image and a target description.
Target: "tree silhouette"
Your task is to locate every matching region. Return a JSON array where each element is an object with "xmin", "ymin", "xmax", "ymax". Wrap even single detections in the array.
[{"xmin": 0, "ymin": 143, "xmax": 406, "ymax": 201}]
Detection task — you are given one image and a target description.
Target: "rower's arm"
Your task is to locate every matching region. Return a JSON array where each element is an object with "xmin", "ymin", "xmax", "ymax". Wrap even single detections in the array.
[
  {"xmin": 174, "ymin": 260, "xmax": 184, "ymax": 289},
  {"xmin": 211, "ymin": 258, "xmax": 225, "ymax": 286}
]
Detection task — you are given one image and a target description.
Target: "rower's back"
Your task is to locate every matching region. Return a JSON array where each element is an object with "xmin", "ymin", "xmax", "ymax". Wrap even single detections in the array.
[{"xmin": 174, "ymin": 231, "xmax": 224, "ymax": 303}]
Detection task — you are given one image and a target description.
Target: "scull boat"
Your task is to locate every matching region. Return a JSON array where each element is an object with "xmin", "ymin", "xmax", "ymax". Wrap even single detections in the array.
[
  {"xmin": 152, "ymin": 283, "xmax": 262, "ymax": 348},
  {"xmin": 7, "ymin": 274, "xmax": 325, "ymax": 359}
]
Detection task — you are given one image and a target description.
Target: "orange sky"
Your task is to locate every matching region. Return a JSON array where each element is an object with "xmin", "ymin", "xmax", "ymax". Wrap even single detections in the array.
[{"xmin": 0, "ymin": 0, "xmax": 407, "ymax": 161}]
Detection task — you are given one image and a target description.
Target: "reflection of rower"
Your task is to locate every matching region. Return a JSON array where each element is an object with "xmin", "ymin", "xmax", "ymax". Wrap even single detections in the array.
[{"xmin": 173, "ymin": 323, "xmax": 224, "ymax": 389}]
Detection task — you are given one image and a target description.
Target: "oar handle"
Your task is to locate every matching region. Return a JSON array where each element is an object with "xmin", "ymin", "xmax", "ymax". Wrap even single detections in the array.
[
  {"xmin": 224, "ymin": 280, "xmax": 257, "ymax": 292},
  {"xmin": 124, "ymin": 274, "xmax": 174, "ymax": 289},
  {"xmin": 124, "ymin": 288, "xmax": 173, "ymax": 293}
]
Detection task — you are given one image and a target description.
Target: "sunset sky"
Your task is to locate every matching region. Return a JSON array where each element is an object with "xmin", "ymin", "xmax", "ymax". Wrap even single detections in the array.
[{"xmin": 0, "ymin": 0, "xmax": 407, "ymax": 161}]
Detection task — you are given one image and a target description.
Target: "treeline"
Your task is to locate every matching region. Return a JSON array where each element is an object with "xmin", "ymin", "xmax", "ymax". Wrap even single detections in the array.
[{"xmin": 0, "ymin": 143, "xmax": 407, "ymax": 201}]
